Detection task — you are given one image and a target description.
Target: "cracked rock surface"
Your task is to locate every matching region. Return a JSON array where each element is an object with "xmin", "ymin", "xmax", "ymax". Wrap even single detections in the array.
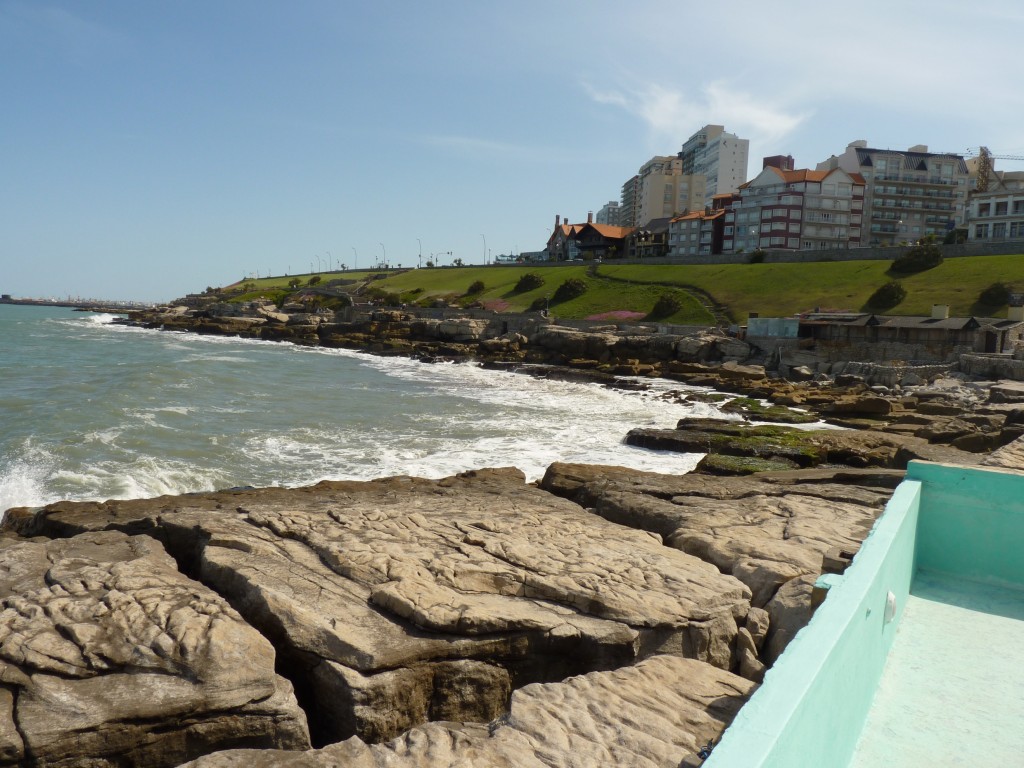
[
  {"xmin": 0, "ymin": 531, "xmax": 309, "ymax": 768},
  {"xmin": 179, "ymin": 654, "xmax": 755, "ymax": 768},
  {"xmin": 4, "ymin": 468, "xmax": 752, "ymax": 749}
]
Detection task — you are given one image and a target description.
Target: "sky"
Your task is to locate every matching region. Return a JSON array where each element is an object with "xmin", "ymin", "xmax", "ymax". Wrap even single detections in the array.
[{"xmin": 3, "ymin": 0, "xmax": 1024, "ymax": 302}]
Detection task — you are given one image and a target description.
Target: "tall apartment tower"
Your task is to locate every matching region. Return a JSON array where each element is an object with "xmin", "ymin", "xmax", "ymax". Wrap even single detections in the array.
[
  {"xmin": 817, "ymin": 140, "xmax": 969, "ymax": 245},
  {"xmin": 595, "ymin": 200, "xmax": 621, "ymax": 226},
  {"xmin": 679, "ymin": 125, "xmax": 750, "ymax": 202},
  {"xmin": 620, "ymin": 175, "xmax": 640, "ymax": 228}
]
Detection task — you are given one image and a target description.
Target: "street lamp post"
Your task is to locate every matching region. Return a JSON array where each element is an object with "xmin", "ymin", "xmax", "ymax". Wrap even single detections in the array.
[
  {"xmin": 379, "ymin": 242, "xmax": 386, "ymax": 268},
  {"xmin": 326, "ymin": 250, "xmax": 333, "ymax": 272},
  {"xmin": 417, "ymin": 238, "xmax": 422, "ymax": 269},
  {"xmin": 481, "ymin": 233, "xmax": 487, "ymax": 265},
  {"xmin": 351, "ymin": 247, "xmax": 358, "ymax": 271}
]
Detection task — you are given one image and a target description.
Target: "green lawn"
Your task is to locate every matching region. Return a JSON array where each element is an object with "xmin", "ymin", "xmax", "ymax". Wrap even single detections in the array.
[{"xmin": 223, "ymin": 254, "xmax": 1024, "ymax": 323}]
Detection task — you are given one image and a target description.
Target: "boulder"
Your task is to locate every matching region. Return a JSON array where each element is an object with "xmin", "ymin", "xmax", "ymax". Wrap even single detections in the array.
[
  {"xmin": 764, "ymin": 574, "xmax": 818, "ymax": 665},
  {"xmin": 0, "ymin": 531, "xmax": 309, "ymax": 768},
  {"xmin": 179, "ymin": 655, "xmax": 756, "ymax": 768}
]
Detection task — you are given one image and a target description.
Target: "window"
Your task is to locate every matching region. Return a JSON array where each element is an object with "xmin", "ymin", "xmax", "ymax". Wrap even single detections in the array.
[
  {"xmin": 724, "ymin": 225, "xmax": 734, "ymax": 235},
  {"xmin": 978, "ymin": 203, "xmax": 991, "ymax": 216},
  {"xmin": 787, "ymin": 238, "xmax": 799, "ymax": 248},
  {"xmin": 823, "ymin": 183, "xmax": 836, "ymax": 196},
  {"xmin": 761, "ymin": 223, "xmax": 771, "ymax": 233},
  {"xmin": 1013, "ymin": 200, "xmax": 1024, "ymax": 215},
  {"xmin": 770, "ymin": 236, "xmax": 785, "ymax": 246},
  {"xmin": 789, "ymin": 223, "xmax": 800, "ymax": 233},
  {"xmin": 790, "ymin": 209, "xmax": 801, "ymax": 219},
  {"xmin": 996, "ymin": 202, "xmax": 1008, "ymax": 216},
  {"xmin": 1011, "ymin": 222, "xmax": 1022, "ymax": 238},
  {"xmin": 774, "ymin": 208, "xmax": 787, "ymax": 218},
  {"xmin": 761, "ymin": 209, "xmax": 772, "ymax": 220},
  {"xmin": 994, "ymin": 223, "xmax": 1007, "ymax": 238},
  {"xmin": 975, "ymin": 223, "xmax": 990, "ymax": 239}
]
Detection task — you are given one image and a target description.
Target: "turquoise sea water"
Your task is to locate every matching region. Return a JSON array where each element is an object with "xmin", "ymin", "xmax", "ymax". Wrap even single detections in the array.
[{"xmin": 0, "ymin": 304, "xmax": 730, "ymax": 514}]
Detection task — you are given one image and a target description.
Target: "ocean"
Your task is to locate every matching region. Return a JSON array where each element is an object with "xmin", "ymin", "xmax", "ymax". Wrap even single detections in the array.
[{"xmin": 0, "ymin": 304, "xmax": 731, "ymax": 515}]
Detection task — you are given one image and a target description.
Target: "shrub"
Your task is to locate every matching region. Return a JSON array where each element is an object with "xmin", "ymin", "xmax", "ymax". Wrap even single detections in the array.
[
  {"xmin": 944, "ymin": 228, "xmax": 968, "ymax": 245},
  {"xmin": 865, "ymin": 281, "xmax": 907, "ymax": 311},
  {"xmin": 515, "ymin": 272, "xmax": 545, "ymax": 293},
  {"xmin": 748, "ymin": 249, "xmax": 766, "ymax": 264},
  {"xmin": 645, "ymin": 293, "xmax": 683, "ymax": 321},
  {"xmin": 288, "ymin": 278, "xmax": 302, "ymax": 288},
  {"xmin": 467, "ymin": 280, "xmax": 485, "ymax": 294},
  {"xmin": 530, "ymin": 296, "xmax": 548, "ymax": 312},
  {"xmin": 978, "ymin": 281, "xmax": 1012, "ymax": 307},
  {"xmin": 552, "ymin": 278, "xmax": 588, "ymax": 303},
  {"xmin": 891, "ymin": 236, "xmax": 943, "ymax": 275},
  {"xmin": 309, "ymin": 275, "xmax": 322, "ymax": 286}
]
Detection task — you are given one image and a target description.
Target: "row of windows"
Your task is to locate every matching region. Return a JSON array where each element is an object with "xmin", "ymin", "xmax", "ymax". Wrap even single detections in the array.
[
  {"xmin": 975, "ymin": 222, "xmax": 1024, "ymax": 238},
  {"xmin": 976, "ymin": 201, "xmax": 1024, "ymax": 216}
]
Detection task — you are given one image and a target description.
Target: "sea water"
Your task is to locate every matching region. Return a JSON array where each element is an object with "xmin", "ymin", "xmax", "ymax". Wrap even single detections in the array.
[{"xmin": 0, "ymin": 304, "xmax": 731, "ymax": 514}]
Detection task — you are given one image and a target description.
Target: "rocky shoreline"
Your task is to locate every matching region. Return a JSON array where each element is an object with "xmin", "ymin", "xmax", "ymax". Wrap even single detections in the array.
[{"xmin": 2, "ymin": 302, "xmax": 1020, "ymax": 765}]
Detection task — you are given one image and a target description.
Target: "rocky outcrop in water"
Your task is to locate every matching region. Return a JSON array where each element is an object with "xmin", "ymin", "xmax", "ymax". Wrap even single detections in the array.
[
  {"xmin": 7, "ymin": 430, "xmax": 1008, "ymax": 766},
  {"xmin": 3, "ymin": 468, "xmax": 757, "ymax": 760}
]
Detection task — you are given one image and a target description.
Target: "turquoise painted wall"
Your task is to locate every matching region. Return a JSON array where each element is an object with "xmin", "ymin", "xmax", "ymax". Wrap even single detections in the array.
[
  {"xmin": 907, "ymin": 461, "xmax": 1024, "ymax": 588},
  {"xmin": 706, "ymin": 480, "xmax": 921, "ymax": 768}
]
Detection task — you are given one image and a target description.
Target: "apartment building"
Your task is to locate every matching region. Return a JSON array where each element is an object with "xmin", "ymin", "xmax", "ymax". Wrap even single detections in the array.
[
  {"xmin": 620, "ymin": 175, "xmax": 640, "ymax": 228},
  {"xmin": 723, "ymin": 166, "xmax": 866, "ymax": 253},
  {"xmin": 968, "ymin": 172, "xmax": 1024, "ymax": 242},
  {"xmin": 595, "ymin": 200, "xmax": 622, "ymax": 226},
  {"xmin": 668, "ymin": 209, "xmax": 725, "ymax": 258},
  {"xmin": 618, "ymin": 155, "xmax": 706, "ymax": 228},
  {"xmin": 817, "ymin": 141, "xmax": 969, "ymax": 245},
  {"xmin": 679, "ymin": 124, "xmax": 750, "ymax": 202}
]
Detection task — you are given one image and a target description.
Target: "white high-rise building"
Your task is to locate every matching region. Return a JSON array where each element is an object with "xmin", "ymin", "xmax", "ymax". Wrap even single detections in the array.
[{"xmin": 679, "ymin": 125, "xmax": 750, "ymax": 203}]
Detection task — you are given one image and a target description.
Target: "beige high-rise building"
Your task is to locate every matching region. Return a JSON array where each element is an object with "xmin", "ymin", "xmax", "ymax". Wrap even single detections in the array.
[{"xmin": 623, "ymin": 155, "xmax": 706, "ymax": 228}]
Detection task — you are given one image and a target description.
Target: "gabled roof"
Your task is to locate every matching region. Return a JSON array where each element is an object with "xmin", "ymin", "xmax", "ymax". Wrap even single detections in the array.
[
  {"xmin": 741, "ymin": 166, "xmax": 866, "ymax": 189},
  {"xmin": 671, "ymin": 209, "xmax": 724, "ymax": 223},
  {"xmin": 575, "ymin": 223, "xmax": 634, "ymax": 239}
]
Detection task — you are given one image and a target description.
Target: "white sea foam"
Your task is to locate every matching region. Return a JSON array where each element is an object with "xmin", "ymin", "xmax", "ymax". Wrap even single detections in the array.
[{"xmin": 0, "ymin": 441, "xmax": 58, "ymax": 517}]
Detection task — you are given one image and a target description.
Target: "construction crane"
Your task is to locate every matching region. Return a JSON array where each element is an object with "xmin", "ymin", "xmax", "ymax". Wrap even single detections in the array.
[{"xmin": 957, "ymin": 147, "xmax": 1024, "ymax": 192}]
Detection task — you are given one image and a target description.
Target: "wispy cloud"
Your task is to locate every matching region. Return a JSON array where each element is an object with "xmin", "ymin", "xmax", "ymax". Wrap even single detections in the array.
[{"xmin": 584, "ymin": 79, "xmax": 810, "ymax": 153}]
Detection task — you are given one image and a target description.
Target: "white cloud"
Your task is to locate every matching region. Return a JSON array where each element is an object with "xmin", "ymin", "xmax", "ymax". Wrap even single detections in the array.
[{"xmin": 584, "ymin": 79, "xmax": 811, "ymax": 155}]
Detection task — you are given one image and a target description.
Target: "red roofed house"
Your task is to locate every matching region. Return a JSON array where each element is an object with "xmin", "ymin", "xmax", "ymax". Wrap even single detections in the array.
[{"xmin": 574, "ymin": 221, "xmax": 635, "ymax": 260}]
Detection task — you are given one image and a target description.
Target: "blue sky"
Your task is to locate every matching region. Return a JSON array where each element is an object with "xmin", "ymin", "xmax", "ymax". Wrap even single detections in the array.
[{"xmin": 3, "ymin": 0, "xmax": 1023, "ymax": 302}]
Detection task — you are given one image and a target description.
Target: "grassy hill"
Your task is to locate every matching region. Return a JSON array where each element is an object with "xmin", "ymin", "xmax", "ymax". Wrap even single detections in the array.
[{"xmin": 223, "ymin": 253, "xmax": 1024, "ymax": 324}]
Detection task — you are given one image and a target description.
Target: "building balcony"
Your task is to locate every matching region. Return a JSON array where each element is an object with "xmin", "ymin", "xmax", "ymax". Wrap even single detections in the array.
[{"xmin": 874, "ymin": 174, "xmax": 959, "ymax": 186}]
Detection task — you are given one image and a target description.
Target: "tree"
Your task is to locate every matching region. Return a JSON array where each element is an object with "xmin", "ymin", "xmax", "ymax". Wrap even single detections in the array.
[
  {"xmin": 309, "ymin": 275, "xmax": 322, "ymax": 286},
  {"xmin": 452, "ymin": 257, "xmax": 464, "ymax": 267},
  {"xmin": 426, "ymin": 260, "xmax": 435, "ymax": 268},
  {"xmin": 514, "ymin": 273, "xmax": 545, "ymax": 293},
  {"xmin": 288, "ymin": 278, "xmax": 302, "ymax": 289},
  {"xmin": 865, "ymin": 281, "xmax": 907, "ymax": 311},
  {"xmin": 552, "ymin": 278, "xmax": 588, "ymax": 303},
  {"xmin": 890, "ymin": 235, "xmax": 943, "ymax": 275}
]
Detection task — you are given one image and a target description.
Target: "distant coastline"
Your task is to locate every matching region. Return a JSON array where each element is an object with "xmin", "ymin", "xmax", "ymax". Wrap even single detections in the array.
[{"xmin": 0, "ymin": 295, "xmax": 153, "ymax": 312}]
